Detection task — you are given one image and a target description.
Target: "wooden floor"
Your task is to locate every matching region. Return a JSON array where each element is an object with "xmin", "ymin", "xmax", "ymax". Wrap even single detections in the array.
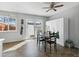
[{"xmin": 2, "ymin": 39, "xmax": 79, "ymax": 57}]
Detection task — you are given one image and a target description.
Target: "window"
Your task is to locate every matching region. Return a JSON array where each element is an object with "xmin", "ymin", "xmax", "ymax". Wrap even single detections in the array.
[{"xmin": 0, "ymin": 16, "xmax": 16, "ymax": 32}]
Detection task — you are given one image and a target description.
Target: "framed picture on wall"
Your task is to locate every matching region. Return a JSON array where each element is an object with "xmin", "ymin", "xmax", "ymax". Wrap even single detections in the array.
[
  {"xmin": 8, "ymin": 18, "xmax": 16, "ymax": 31},
  {"xmin": 0, "ymin": 16, "xmax": 17, "ymax": 32}
]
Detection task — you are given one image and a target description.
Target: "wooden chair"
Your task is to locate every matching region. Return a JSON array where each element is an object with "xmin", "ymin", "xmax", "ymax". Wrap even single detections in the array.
[
  {"xmin": 37, "ymin": 32, "xmax": 45, "ymax": 46},
  {"xmin": 46, "ymin": 31, "xmax": 59, "ymax": 53}
]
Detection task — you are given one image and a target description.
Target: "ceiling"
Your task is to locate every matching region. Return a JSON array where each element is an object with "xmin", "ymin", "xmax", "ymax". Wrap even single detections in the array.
[{"xmin": 0, "ymin": 2, "xmax": 79, "ymax": 17}]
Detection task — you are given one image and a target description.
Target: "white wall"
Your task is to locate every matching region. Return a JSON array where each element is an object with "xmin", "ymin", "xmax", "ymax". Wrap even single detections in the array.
[
  {"xmin": 0, "ymin": 10, "xmax": 47, "ymax": 43},
  {"xmin": 48, "ymin": 4, "xmax": 79, "ymax": 48}
]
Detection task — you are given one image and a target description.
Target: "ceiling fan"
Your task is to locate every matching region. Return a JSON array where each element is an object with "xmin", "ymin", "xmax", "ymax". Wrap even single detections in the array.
[{"xmin": 42, "ymin": 2, "xmax": 64, "ymax": 12}]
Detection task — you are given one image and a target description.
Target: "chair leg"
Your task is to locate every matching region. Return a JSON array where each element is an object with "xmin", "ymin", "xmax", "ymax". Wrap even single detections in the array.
[
  {"xmin": 54, "ymin": 43, "xmax": 57, "ymax": 53},
  {"xmin": 37, "ymin": 38, "xmax": 38, "ymax": 44},
  {"xmin": 54, "ymin": 38, "xmax": 57, "ymax": 51},
  {"xmin": 37, "ymin": 36, "xmax": 39, "ymax": 44},
  {"xmin": 42, "ymin": 41, "xmax": 43, "ymax": 44},
  {"xmin": 39, "ymin": 40, "xmax": 40, "ymax": 47},
  {"xmin": 50, "ymin": 43, "xmax": 51, "ymax": 54}
]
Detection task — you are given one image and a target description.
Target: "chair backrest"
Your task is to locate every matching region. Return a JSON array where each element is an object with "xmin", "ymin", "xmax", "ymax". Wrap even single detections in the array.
[
  {"xmin": 56, "ymin": 31, "xmax": 59, "ymax": 39},
  {"xmin": 52, "ymin": 31, "xmax": 60, "ymax": 39},
  {"xmin": 45, "ymin": 31, "xmax": 50, "ymax": 37}
]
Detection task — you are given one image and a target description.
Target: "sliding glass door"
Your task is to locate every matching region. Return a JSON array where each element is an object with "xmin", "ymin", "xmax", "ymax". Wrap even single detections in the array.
[{"xmin": 46, "ymin": 18, "xmax": 65, "ymax": 46}]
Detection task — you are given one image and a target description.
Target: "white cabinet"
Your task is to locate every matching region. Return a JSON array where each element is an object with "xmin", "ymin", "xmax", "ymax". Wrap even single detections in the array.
[{"xmin": 46, "ymin": 18, "xmax": 68, "ymax": 46}]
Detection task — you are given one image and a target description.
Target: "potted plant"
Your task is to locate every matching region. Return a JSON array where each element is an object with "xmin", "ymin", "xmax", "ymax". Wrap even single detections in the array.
[{"xmin": 64, "ymin": 39, "xmax": 74, "ymax": 48}]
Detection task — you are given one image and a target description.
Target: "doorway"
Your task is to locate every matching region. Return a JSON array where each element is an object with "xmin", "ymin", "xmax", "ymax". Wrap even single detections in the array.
[{"xmin": 27, "ymin": 21, "xmax": 42, "ymax": 39}]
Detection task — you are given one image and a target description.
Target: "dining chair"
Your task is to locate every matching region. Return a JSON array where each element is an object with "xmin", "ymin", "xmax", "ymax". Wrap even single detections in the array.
[
  {"xmin": 46, "ymin": 31, "xmax": 59, "ymax": 53},
  {"xmin": 37, "ymin": 32, "xmax": 45, "ymax": 46}
]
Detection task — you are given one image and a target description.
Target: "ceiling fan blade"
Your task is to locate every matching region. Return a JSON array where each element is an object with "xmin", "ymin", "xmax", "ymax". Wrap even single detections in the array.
[
  {"xmin": 53, "ymin": 9, "xmax": 56, "ymax": 11},
  {"xmin": 46, "ymin": 8, "xmax": 51, "ymax": 12},
  {"xmin": 54, "ymin": 4, "xmax": 64, "ymax": 8},
  {"xmin": 42, "ymin": 7, "xmax": 49, "ymax": 9},
  {"xmin": 46, "ymin": 9, "xmax": 50, "ymax": 12}
]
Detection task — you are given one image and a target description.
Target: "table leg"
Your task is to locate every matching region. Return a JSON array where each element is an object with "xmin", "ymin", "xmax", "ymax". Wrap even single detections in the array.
[{"xmin": 44, "ymin": 39, "xmax": 46, "ymax": 52}]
